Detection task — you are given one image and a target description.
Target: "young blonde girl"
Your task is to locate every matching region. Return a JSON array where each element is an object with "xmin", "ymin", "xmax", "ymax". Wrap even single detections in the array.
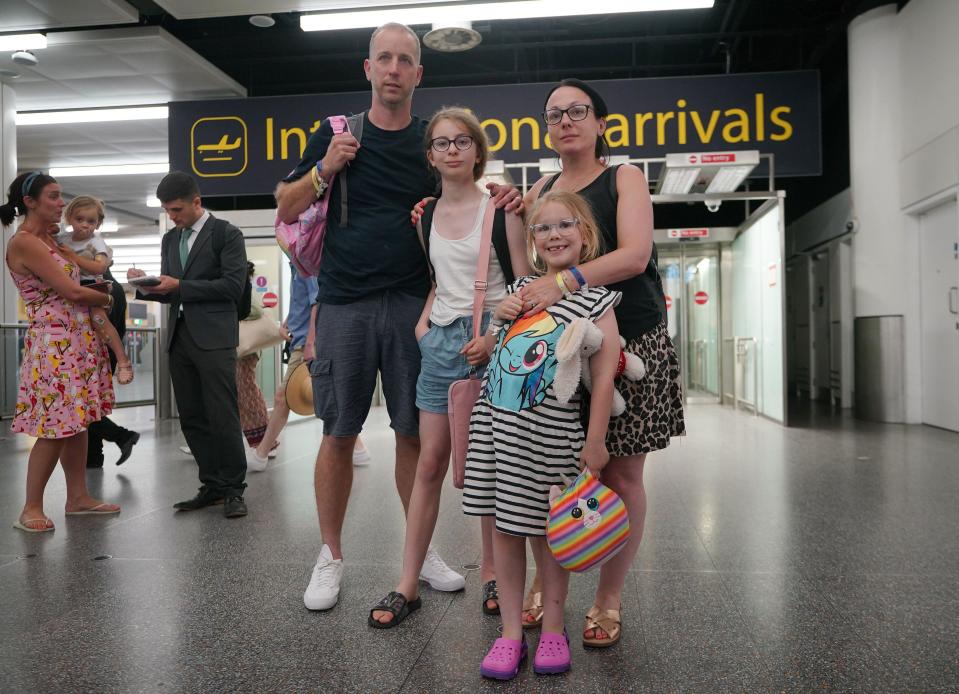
[
  {"xmin": 57, "ymin": 196, "xmax": 134, "ymax": 384},
  {"xmin": 463, "ymin": 191, "xmax": 621, "ymax": 679},
  {"xmin": 369, "ymin": 107, "xmax": 529, "ymax": 627}
]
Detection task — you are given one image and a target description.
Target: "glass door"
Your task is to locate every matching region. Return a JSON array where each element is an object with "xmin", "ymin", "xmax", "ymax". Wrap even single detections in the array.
[
  {"xmin": 683, "ymin": 250, "xmax": 721, "ymax": 401},
  {"xmin": 658, "ymin": 246, "xmax": 722, "ymax": 403}
]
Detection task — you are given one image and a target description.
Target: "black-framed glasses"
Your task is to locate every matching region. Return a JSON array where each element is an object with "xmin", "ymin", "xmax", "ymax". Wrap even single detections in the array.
[
  {"xmin": 430, "ymin": 135, "xmax": 474, "ymax": 152},
  {"xmin": 542, "ymin": 104, "xmax": 592, "ymax": 126},
  {"xmin": 529, "ymin": 217, "xmax": 579, "ymax": 237}
]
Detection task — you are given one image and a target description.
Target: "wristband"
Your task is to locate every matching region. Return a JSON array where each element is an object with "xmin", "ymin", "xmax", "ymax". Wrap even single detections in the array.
[
  {"xmin": 555, "ymin": 272, "xmax": 572, "ymax": 299},
  {"xmin": 310, "ymin": 165, "xmax": 328, "ymax": 198},
  {"xmin": 568, "ymin": 265, "xmax": 587, "ymax": 290}
]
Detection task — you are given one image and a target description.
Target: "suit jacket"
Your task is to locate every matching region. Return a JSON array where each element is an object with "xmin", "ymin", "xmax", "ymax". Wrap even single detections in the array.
[{"xmin": 137, "ymin": 214, "xmax": 248, "ymax": 352}]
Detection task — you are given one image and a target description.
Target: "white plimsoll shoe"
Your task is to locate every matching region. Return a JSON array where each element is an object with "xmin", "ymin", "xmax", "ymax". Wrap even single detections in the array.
[
  {"xmin": 419, "ymin": 546, "xmax": 465, "ymax": 592},
  {"xmin": 352, "ymin": 446, "xmax": 371, "ymax": 466},
  {"xmin": 304, "ymin": 544, "xmax": 343, "ymax": 611},
  {"xmin": 246, "ymin": 447, "xmax": 268, "ymax": 472}
]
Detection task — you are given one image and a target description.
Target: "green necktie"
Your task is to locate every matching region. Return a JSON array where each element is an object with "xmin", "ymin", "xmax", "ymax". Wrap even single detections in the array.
[{"xmin": 178, "ymin": 227, "xmax": 194, "ymax": 268}]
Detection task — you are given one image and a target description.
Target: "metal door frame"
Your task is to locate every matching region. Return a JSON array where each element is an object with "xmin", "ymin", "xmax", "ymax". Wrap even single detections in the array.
[{"xmin": 659, "ymin": 243, "xmax": 723, "ymax": 405}]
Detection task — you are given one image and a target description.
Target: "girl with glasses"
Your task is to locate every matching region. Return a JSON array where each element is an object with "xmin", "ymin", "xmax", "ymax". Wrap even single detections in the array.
[
  {"xmin": 515, "ymin": 78, "xmax": 685, "ymax": 648},
  {"xmin": 463, "ymin": 190, "xmax": 622, "ymax": 679},
  {"xmin": 369, "ymin": 107, "xmax": 529, "ymax": 628}
]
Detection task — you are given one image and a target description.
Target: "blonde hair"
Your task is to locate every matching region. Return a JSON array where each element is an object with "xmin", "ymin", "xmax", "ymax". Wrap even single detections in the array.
[
  {"xmin": 425, "ymin": 106, "xmax": 489, "ymax": 182},
  {"xmin": 64, "ymin": 196, "xmax": 105, "ymax": 226},
  {"xmin": 525, "ymin": 190, "xmax": 603, "ymax": 274}
]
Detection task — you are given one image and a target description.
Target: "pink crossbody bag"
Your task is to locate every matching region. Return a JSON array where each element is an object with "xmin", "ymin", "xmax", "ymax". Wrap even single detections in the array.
[{"xmin": 448, "ymin": 200, "xmax": 496, "ymax": 489}]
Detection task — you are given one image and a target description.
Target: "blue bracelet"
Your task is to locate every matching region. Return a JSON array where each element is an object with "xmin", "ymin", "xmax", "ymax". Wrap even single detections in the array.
[{"xmin": 569, "ymin": 265, "xmax": 587, "ymax": 289}]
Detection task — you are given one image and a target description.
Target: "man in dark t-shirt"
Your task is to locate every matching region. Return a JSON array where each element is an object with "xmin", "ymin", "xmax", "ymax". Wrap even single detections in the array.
[{"xmin": 276, "ymin": 22, "xmax": 520, "ymax": 615}]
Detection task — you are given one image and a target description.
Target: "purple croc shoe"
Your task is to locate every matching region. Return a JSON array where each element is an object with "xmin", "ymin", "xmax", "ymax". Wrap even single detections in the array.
[
  {"xmin": 533, "ymin": 629, "xmax": 571, "ymax": 675},
  {"xmin": 481, "ymin": 636, "xmax": 528, "ymax": 680}
]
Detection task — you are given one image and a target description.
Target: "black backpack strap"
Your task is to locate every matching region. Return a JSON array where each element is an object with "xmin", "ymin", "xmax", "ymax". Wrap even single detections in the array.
[
  {"xmin": 490, "ymin": 207, "xmax": 515, "ymax": 286},
  {"xmin": 337, "ymin": 112, "xmax": 365, "ymax": 227},
  {"xmin": 416, "ymin": 198, "xmax": 438, "ymax": 282}
]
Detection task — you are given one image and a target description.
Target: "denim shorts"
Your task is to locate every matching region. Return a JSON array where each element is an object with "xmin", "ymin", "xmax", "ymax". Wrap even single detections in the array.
[{"xmin": 415, "ymin": 312, "xmax": 491, "ymax": 414}]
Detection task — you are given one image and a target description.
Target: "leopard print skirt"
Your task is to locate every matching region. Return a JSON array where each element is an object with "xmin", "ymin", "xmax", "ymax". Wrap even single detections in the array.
[{"xmin": 584, "ymin": 320, "xmax": 685, "ymax": 457}]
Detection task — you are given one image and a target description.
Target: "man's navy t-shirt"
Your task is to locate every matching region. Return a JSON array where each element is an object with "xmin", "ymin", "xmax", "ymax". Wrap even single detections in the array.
[{"xmin": 284, "ymin": 113, "xmax": 434, "ymax": 305}]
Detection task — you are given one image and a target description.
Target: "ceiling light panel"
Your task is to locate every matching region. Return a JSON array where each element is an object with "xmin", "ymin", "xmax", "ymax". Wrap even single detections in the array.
[
  {"xmin": 0, "ymin": 33, "xmax": 47, "ymax": 51},
  {"xmin": 17, "ymin": 106, "xmax": 168, "ymax": 126},
  {"xmin": 301, "ymin": 0, "xmax": 714, "ymax": 31},
  {"xmin": 50, "ymin": 163, "xmax": 170, "ymax": 177}
]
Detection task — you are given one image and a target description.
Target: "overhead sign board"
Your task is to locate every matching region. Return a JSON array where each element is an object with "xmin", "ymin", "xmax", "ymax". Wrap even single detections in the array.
[
  {"xmin": 667, "ymin": 228, "xmax": 710, "ymax": 239},
  {"xmin": 170, "ymin": 70, "xmax": 820, "ymax": 197}
]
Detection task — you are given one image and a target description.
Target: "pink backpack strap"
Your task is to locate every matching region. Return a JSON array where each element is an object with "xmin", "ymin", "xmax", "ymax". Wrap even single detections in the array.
[{"xmin": 471, "ymin": 199, "xmax": 496, "ymax": 342}]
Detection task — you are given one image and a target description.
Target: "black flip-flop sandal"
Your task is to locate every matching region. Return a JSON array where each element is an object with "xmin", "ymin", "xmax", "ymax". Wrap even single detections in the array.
[
  {"xmin": 368, "ymin": 591, "xmax": 422, "ymax": 629},
  {"xmin": 482, "ymin": 580, "xmax": 500, "ymax": 616}
]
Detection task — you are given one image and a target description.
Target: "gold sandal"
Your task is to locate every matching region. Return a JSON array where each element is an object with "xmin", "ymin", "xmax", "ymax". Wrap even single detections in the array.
[
  {"xmin": 583, "ymin": 605, "xmax": 621, "ymax": 648},
  {"xmin": 116, "ymin": 363, "xmax": 134, "ymax": 385},
  {"xmin": 521, "ymin": 588, "xmax": 543, "ymax": 628}
]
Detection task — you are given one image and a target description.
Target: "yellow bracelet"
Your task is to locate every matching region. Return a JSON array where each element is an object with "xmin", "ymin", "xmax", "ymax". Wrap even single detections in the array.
[{"xmin": 555, "ymin": 272, "xmax": 572, "ymax": 298}]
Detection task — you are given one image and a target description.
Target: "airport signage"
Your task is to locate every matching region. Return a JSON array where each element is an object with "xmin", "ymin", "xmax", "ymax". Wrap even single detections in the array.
[
  {"xmin": 668, "ymin": 228, "xmax": 710, "ymax": 239},
  {"xmin": 169, "ymin": 70, "xmax": 820, "ymax": 197}
]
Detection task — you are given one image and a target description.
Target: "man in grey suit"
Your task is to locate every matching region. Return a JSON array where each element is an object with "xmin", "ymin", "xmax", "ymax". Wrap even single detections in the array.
[{"xmin": 128, "ymin": 171, "xmax": 249, "ymax": 517}]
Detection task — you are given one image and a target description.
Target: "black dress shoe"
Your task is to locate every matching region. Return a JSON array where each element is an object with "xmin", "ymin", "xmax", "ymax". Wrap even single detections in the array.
[
  {"xmin": 173, "ymin": 490, "xmax": 224, "ymax": 511},
  {"xmin": 115, "ymin": 431, "xmax": 140, "ymax": 466},
  {"xmin": 223, "ymin": 496, "xmax": 248, "ymax": 518}
]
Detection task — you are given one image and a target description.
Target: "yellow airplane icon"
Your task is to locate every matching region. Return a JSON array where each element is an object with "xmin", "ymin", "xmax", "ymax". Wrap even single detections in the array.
[{"xmin": 197, "ymin": 135, "xmax": 242, "ymax": 153}]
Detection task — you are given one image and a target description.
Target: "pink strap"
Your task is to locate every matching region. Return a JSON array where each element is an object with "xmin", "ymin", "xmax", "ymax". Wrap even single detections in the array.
[{"xmin": 471, "ymin": 200, "xmax": 496, "ymax": 341}]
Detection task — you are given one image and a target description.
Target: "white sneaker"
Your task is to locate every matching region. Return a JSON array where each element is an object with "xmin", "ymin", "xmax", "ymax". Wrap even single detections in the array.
[
  {"xmin": 352, "ymin": 446, "xmax": 371, "ymax": 466},
  {"xmin": 419, "ymin": 546, "xmax": 465, "ymax": 592},
  {"xmin": 179, "ymin": 445, "xmax": 193, "ymax": 457},
  {"xmin": 246, "ymin": 447, "xmax": 268, "ymax": 472},
  {"xmin": 304, "ymin": 544, "xmax": 343, "ymax": 610}
]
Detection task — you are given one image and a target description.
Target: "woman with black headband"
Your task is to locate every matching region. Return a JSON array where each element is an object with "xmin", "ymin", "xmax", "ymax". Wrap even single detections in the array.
[
  {"xmin": 515, "ymin": 78, "xmax": 685, "ymax": 648},
  {"xmin": 2, "ymin": 171, "xmax": 121, "ymax": 532}
]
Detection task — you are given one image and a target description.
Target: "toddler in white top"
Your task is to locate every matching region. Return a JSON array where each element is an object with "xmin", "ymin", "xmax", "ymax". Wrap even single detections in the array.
[{"xmin": 57, "ymin": 196, "xmax": 134, "ymax": 384}]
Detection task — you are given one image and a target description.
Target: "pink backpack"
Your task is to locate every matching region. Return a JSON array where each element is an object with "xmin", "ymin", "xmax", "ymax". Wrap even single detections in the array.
[{"xmin": 275, "ymin": 113, "xmax": 364, "ymax": 278}]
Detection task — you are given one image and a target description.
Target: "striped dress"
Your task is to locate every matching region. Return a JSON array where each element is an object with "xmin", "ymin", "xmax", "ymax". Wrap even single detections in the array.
[{"xmin": 462, "ymin": 276, "xmax": 620, "ymax": 536}]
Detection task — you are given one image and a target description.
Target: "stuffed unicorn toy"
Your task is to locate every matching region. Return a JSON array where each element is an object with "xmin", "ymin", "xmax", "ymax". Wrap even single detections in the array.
[{"xmin": 553, "ymin": 317, "xmax": 646, "ymax": 415}]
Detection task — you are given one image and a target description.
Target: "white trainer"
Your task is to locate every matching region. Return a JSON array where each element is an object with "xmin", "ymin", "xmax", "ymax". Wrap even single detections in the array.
[
  {"xmin": 246, "ymin": 447, "xmax": 268, "ymax": 472},
  {"xmin": 304, "ymin": 544, "xmax": 343, "ymax": 610},
  {"xmin": 352, "ymin": 445, "xmax": 371, "ymax": 466},
  {"xmin": 419, "ymin": 546, "xmax": 465, "ymax": 592}
]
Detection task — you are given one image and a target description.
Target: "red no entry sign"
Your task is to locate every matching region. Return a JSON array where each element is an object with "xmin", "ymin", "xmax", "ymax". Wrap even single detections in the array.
[
  {"xmin": 665, "ymin": 295, "xmax": 673, "ymax": 310},
  {"xmin": 262, "ymin": 292, "xmax": 278, "ymax": 308},
  {"xmin": 694, "ymin": 291, "xmax": 709, "ymax": 305}
]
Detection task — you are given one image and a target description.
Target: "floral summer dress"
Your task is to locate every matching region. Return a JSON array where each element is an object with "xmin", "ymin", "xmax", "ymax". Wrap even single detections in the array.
[{"xmin": 8, "ymin": 245, "xmax": 114, "ymax": 438}]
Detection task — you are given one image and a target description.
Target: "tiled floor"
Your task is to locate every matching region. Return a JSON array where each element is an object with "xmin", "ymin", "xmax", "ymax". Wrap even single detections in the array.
[{"xmin": 0, "ymin": 404, "xmax": 956, "ymax": 693}]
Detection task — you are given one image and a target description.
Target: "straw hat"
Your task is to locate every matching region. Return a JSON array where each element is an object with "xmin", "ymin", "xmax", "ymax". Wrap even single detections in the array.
[{"xmin": 285, "ymin": 362, "xmax": 314, "ymax": 416}]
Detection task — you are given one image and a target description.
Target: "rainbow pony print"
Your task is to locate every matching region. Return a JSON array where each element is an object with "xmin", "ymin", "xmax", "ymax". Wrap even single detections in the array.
[{"xmin": 546, "ymin": 469, "xmax": 630, "ymax": 573}]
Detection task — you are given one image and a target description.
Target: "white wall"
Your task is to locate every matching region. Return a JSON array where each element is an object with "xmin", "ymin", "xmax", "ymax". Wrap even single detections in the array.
[
  {"xmin": 1, "ymin": 84, "xmax": 16, "ymax": 324},
  {"xmin": 732, "ymin": 202, "xmax": 785, "ymax": 422},
  {"xmin": 847, "ymin": 0, "xmax": 959, "ymax": 423}
]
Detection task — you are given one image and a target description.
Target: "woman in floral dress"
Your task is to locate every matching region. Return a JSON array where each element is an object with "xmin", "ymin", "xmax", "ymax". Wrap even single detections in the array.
[{"xmin": 2, "ymin": 171, "xmax": 122, "ymax": 532}]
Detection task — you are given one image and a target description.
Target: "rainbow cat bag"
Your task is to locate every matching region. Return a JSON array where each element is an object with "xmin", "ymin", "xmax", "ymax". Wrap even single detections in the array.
[{"xmin": 546, "ymin": 469, "xmax": 630, "ymax": 573}]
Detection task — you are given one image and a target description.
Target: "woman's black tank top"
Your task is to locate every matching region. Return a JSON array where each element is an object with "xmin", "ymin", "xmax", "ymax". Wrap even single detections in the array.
[{"xmin": 540, "ymin": 166, "xmax": 666, "ymax": 339}]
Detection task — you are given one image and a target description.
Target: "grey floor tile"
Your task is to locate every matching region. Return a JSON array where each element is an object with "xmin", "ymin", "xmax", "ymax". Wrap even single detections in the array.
[{"xmin": 1, "ymin": 403, "xmax": 957, "ymax": 691}]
